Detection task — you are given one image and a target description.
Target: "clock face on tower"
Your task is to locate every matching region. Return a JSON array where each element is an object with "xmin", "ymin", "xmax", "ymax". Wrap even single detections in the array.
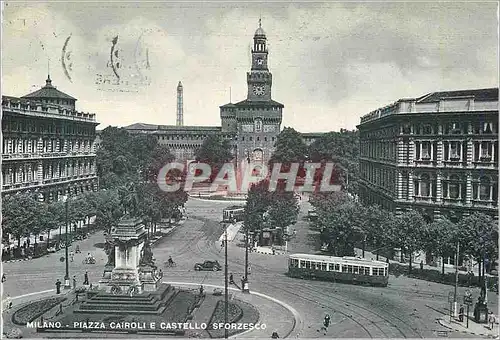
[
  {"xmin": 253, "ymin": 85, "xmax": 265, "ymax": 96},
  {"xmin": 257, "ymin": 58, "xmax": 263, "ymax": 65}
]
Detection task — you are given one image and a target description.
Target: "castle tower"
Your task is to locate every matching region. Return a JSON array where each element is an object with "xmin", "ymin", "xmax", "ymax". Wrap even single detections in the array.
[{"xmin": 176, "ymin": 81, "xmax": 184, "ymax": 126}]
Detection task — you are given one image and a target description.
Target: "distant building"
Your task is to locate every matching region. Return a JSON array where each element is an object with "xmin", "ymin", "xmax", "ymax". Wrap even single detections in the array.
[
  {"xmin": 124, "ymin": 22, "xmax": 323, "ymax": 168},
  {"xmin": 357, "ymin": 88, "xmax": 498, "ymax": 222},
  {"xmin": 1, "ymin": 76, "xmax": 99, "ymax": 201}
]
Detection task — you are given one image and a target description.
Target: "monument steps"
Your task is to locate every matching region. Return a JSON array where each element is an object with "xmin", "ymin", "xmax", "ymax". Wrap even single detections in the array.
[{"xmin": 75, "ymin": 286, "xmax": 179, "ymax": 315}]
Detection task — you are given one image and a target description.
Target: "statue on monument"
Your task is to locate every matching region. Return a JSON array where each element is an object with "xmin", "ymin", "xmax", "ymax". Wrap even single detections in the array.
[
  {"xmin": 140, "ymin": 240, "xmax": 155, "ymax": 267},
  {"xmin": 104, "ymin": 239, "xmax": 115, "ymax": 266}
]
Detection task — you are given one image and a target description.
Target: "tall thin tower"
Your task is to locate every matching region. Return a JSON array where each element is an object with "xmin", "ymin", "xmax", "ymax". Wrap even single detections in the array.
[{"xmin": 176, "ymin": 81, "xmax": 184, "ymax": 126}]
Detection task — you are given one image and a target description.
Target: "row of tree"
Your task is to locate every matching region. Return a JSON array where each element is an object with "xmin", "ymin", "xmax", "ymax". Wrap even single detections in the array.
[
  {"xmin": 310, "ymin": 191, "xmax": 498, "ymax": 282},
  {"xmin": 242, "ymin": 179, "xmax": 299, "ymax": 246},
  {"xmin": 2, "ymin": 127, "xmax": 188, "ymax": 255}
]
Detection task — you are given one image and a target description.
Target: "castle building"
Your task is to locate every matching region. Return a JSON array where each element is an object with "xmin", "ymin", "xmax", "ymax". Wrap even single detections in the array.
[
  {"xmin": 357, "ymin": 88, "xmax": 499, "ymax": 222},
  {"xmin": 1, "ymin": 76, "xmax": 99, "ymax": 201},
  {"xmin": 125, "ymin": 22, "xmax": 290, "ymax": 168}
]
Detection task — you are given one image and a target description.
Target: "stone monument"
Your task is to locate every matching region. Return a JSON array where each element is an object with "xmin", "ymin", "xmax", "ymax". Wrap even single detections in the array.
[{"xmin": 100, "ymin": 217, "xmax": 160, "ymax": 293}]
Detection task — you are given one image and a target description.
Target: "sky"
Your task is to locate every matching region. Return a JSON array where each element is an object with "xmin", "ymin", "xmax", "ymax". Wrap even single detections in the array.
[{"xmin": 2, "ymin": 1, "xmax": 498, "ymax": 132}]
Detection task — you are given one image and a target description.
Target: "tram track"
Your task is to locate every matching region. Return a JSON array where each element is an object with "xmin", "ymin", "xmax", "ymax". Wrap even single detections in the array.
[{"xmin": 176, "ymin": 213, "xmax": 429, "ymax": 338}]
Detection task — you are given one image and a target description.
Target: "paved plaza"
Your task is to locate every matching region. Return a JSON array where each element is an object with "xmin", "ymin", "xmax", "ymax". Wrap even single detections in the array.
[{"xmin": 2, "ymin": 197, "xmax": 498, "ymax": 338}]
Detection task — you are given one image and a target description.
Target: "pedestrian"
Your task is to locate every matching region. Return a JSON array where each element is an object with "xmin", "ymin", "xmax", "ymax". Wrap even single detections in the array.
[
  {"xmin": 229, "ymin": 273, "xmax": 234, "ymax": 284},
  {"xmin": 83, "ymin": 271, "xmax": 89, "ymax": 285},
  {"xmin": 4, "ymin": 294, "xmax": 12, "ymax": 309},
  {"xmin": 55, "ymin": 279, "xmax": 62, "ymax": 294},
  {"xmin": 158, "ymin": 269, "xmax": 163, "ymax": 278},
  {"xmin": 420, "ymin": 260, "xmax": 424, "ymax": 271},
  {"xmin": 488, "ymin": 312, "xmax": 495, "ymax": 330},
  {"xmin": 459, "ymin": 305, "xmax": 464, "ymax": 322},
  {"xmin": 70, "ymin": 251, "xmax": 74, "ymax": 262},
  {"xmin": 324, "ymin": 314, "xmax": 330, "ymax": 328},
  {"xmin": 1, "ymin": 273, "xmax": 6, "ymax": 283},
  {"xmin": 199, "ymin": 285, "xmax": 204, "ymax": 296},
  {"xmin": 73, "ymin": 276, "xmax": 77, "ymax": 289}
]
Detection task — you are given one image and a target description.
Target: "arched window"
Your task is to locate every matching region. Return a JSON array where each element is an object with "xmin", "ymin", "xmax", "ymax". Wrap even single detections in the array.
[
  {"xmin": 254, "ymin": 118, "xmax": 262, "ymax": 133},
  {"xmin": 448, "ymin": 175, "xmax": 460, "ymax": 199},
  {"xmin": 420, "ymin": 174, "xmax": 430, "ymax": 196}
]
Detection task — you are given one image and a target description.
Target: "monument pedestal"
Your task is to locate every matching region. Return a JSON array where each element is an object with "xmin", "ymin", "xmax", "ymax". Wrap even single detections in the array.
[
  {"xmin": 107, "ymin": 268, "xmax": 142, "ymax": 293},
  {"xmin": 140, "ymin": 265, "xmax": 160, "ymax": 292},
  {"xmin": 99, "ymin": 264, "xmax": 114, "ymax": 285}
]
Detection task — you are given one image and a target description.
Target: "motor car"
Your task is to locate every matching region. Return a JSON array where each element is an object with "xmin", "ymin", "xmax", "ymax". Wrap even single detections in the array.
[{"xmin": 194, "ymin": 260, "xmax": 222, "ymax": 271}]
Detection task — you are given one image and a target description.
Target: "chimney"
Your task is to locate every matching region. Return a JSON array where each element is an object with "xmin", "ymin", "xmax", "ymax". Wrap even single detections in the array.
[{"xmin": 177, "ymin": 81, "xmax": 183, "ymax": 126}]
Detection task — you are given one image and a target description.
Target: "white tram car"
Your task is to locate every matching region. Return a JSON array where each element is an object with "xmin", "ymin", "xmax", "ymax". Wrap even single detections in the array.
[{"xmin": 288, "ymin": 253, "xmax": 389, "ymax": 287}]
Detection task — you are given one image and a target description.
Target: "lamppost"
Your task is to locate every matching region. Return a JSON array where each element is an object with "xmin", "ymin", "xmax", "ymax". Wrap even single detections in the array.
[
  {"xmin": 244, "ymin": 152, "xmax": 251, "ymax": 292},
  {"xmin": 224, "ymin": 227, "xmax": 229, "ymax": 339},
  {"xmin": 453, "ymin": 240, "xmax": 460, "ymax": 318},
  {"xmin": 61, "ymin": 195, "xmax": 70, "ymax": 288}
]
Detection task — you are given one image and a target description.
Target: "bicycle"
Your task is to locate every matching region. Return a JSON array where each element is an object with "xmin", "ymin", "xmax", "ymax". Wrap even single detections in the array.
[
  {"xmin": 83, "ymin": 258, "xmax": 96, "ymax": 264},
  {"xmin": 164, "ymin": 261, "xmax": 177, "ymax": 268}
]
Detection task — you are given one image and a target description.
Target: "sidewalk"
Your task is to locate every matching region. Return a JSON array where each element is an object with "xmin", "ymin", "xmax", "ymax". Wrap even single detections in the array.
[{"xmin": 439, "ymin": 316, "xmax": 499, "ymax": 338}]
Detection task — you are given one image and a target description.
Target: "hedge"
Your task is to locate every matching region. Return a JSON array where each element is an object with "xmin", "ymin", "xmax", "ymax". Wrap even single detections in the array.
[{"xmin": 389, "ymin": 262, "xmax": 498, "ymax": 289}]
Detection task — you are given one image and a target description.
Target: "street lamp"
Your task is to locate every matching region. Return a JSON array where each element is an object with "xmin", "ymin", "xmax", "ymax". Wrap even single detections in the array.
[
  {"xmin": 61, "ymin": 195, "xmax": 71, "ymax": 289},
  {"xmin": 223, "ymin": 225, "xmax": 229, "ymax": 339}
]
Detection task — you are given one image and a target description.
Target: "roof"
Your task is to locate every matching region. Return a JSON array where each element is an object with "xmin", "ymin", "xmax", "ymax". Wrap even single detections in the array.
[
  {"xmin": 21, "ymin": 76, "xmax": 77, "ymax": 101},
  {"xmin": 124, "ymin": 123, "xmax": 222, "ymax": 132},
  {"xmin": 233, "ymin": 99, "xmax": 284, "ymax": 108},
  {"xmin": 416, "ymin": 88, "xmax": 498, "ymax": 103},
  {"xmin": 255, "ymin": 27, "xmax": 266, "ymax": 37},
  {"xmin": 220, "ymin": 103, "xmax": 237, "ymax": 108},
  {"xmin": 289, "ymin": 253, "xmax": 388, "ymax": 266}
]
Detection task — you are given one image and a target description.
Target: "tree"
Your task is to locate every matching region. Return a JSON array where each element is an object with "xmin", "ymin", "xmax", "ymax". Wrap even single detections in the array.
[
  {"xmin": 423, "ymin": 218, "xmax": 458, "ymax": 275},
  {"xmin": 308, "ymin": 130, "xmax": 359, "ymax": 194},
  {"xmin": 267, "ymin": 185, "xmax": 300, "ymax": 244},
  {"xmin": 195, "ymin": 135, "xmax": 233, "ymax": 181},
  {"xmin": 269, "ymin": 127, "xmax": 309, "ymax": 166},
  {"xmin": 391, "ymin": 210, "xmax": 427, "ymax": 273},
  {"xmin": 243, "ymin": 180, "xmax": 272, "ymax": 243},
  {"xmin": 363, "ymin": 205, "xmax": 394, "ymax": 260},
  {"xmin": 145, "ymin": 145, "xmax": 175, "ymax": 182},
  {"xmin": 92, "ymin": 190, "xmax": 123, "ymax": 232},
  {"xmin": 459, "ymin": 213, "xmax": 498, "ymax": 280}
]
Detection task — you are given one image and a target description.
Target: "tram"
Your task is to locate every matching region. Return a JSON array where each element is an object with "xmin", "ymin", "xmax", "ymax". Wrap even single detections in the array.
[
  {"xmin": 288, "ymin": 253, "xmax": 389, "ymax": 287},
  {"xmin": 222, "ymin": 206, "xmax": 245, "ymax": 223}
]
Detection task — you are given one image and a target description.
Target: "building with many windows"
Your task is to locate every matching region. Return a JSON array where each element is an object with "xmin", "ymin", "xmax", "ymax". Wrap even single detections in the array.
[
  {"xmin": 1, "ymin": 76, "xmax": 99, "ymax": 201},
  {"xmin": 357, "ymin": 88, "xmax": 498, "ymax": 223}
]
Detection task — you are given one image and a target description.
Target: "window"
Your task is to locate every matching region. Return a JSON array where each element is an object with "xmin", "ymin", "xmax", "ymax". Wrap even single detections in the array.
[
  {"xmin": 483, "ymin": 122, "xmax": 493, "ymax": 134},
  {"xmin": 321, "ymin": 263, "xmax": 327, "ymax": 271},
  {"xmin": 353, "ymin": 266, "xmax": 359, "ymax": 274},
  {"xmin": 450, "ymin": 142, "xmax": 460, "ymax": 160},
  {"xmin": 329, "ymin": 264, "xmax": 335, "ymax": 271},
  {"xmin": 421, "ymin": 142, "xmax": 431, "ymax": 159},
  {"xmin": 450, "ymin": 123, "xmax": 461, "ymax": 134},
  {"xmin": 448, "ymin": 175, "xmax": 460, "ymax": 199},
  {"xmin": 250, "ymin": 137, "xmax": 253, "ymax": 141},
  {"xmin": 364, "ymin": 267, "xmax": 370, "ymax": 275},
  {"xmin": 254, "ymin": 119, "xmax": 262, "ymax": 132},
  {"xmin": 335, "ymin": 264, "xmax": 340, "ymax": 271},
  {"xmin": 342, "ymin": 265, "xmax": 348, "ymax": 273},
  {"xmin": 305, "ymin": 261, "xmax": 311, "ymax": 269},
  {"xmin": 479, "ymin": 177, "xmax": 491, "ymax": 201},
  {"xmin": 347, "ymin": 265, "xmax": 353, "ymax": 273},
  {"xmin": 423, "ymin": 124, "xmax": 432, "ymax": 134},
  {"xmin": 420, "ymin": 174, "xmax": 430, "ymax": 197},
  {"xmin": 480, "ymin": 141, "xmax": 492, "ymax": 158}
]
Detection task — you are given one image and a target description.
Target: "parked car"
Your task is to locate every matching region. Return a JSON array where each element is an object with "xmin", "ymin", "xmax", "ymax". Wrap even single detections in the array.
[{"xmin": 194, "ymin": 260, "xmax": 222, "ymax": 271}]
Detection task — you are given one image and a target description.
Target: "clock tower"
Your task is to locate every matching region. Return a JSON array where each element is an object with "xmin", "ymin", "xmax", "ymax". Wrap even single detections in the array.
[
  {"xmin": 247, "ymin": 20, "xmax": 272, "ymax": 101},
  {"xmin": 220, "ymin": 20, "xmax": 283, "ymax": 173}
]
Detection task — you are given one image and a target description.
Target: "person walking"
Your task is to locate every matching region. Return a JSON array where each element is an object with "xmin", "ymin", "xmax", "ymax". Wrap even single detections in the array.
[
  {"xmin": 324, "ymin": 314, "xmax": 331, "ymax": 328},
  {"xmin": 229, "ymin": 273, "xmax": 234, "ymax": 284},
  {"xmin": 70, "ymin": 251, "xmax": 74, "ymax": 262},
  {"xmin": 4, "ymin": 294, "xmax": 12, "ymax": 309},
  {"xmin": 72, "ymin": 276, "xmax": 77, "ymax": 289},
  {"xmin": 1, "ymin": 273, "xmax": 6, "ymax": 283},
  {"xmin": 55, "ymin": 279, "xmax": 62, "ymax": 294},
  {"xmin": 488, "ymin": 312, "xmax": 495, "ymax": 330},
  {"xmin": 83, "ymin": 272, "xmax": 89, "ymax": 285},
  {"xmin": 420, "ymin": 260, "xmax": 424, "ymax": 271}
]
